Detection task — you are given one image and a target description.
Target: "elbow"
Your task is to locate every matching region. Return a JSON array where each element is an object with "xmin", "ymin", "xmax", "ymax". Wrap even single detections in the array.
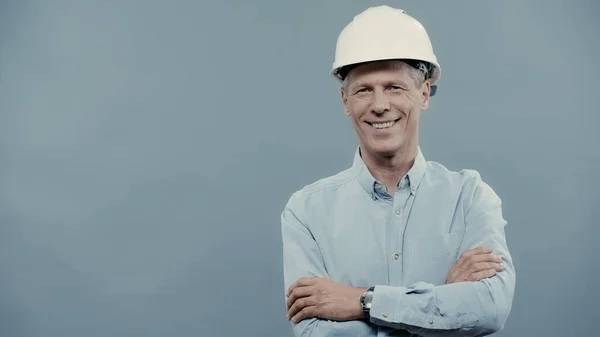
[
  {"xmin": 481, "ymin": 312, "xmax": 505, "ymax": 335},
  {"xmin": 467, "ymin": 302, "xmax": 508, "ymax": 336},
  {"xmin": 478, "ymin": 283, "xmax": 513, "ymax": 335},
  {"xmin": 490, "ymin": 299, "xmax": 511, "ymax": 333},
  {"xmin": 482, "ymin": 266, "xmax": 515, "ymax": 333},
  {"xmin": 290, "ymin": 318, "xmax": 319, "ymax": 337},
  {"xmin": 478, "ymin": 306, "xmax": 509, "ymax": 335}
]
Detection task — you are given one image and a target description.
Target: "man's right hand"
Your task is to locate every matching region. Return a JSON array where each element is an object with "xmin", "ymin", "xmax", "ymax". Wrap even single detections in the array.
[{"xmin": 446, "ymin": 247, "xmax": 504, "ymax": 284}]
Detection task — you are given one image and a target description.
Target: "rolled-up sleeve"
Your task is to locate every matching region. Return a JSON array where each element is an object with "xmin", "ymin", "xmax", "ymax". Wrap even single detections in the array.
[
  {"xmin": 281, "ymin": 192, "xmax": 375, "ymax": 337},
  {"xmin": 368, "ymin": 172, "xmax": 516, "ymax": 336}
]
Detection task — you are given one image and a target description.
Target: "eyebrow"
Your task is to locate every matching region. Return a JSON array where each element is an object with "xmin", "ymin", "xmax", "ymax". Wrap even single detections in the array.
[{"xmin": 352, "ymin": 79, "xmax": 410, "ymax": 89}]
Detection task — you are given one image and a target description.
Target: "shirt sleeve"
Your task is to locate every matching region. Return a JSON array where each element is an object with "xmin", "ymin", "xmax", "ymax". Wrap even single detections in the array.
[
  {"xmin": 368, "ymin": 171, "xmax": 516, "ymax": 336},
  {"xmin": 281, "ymin": 192, "xmax": 375, "ymax": 337}
]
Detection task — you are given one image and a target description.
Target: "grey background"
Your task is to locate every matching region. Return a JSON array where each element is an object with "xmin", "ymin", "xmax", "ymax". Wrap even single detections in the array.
[{"xmin": 1, "ymin": 0, "xmax": 598, "ymax": 336}]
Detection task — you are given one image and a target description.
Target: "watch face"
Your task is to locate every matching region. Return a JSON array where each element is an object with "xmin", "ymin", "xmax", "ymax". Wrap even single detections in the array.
[
  {"xmin": 362, "ymin": 290, "xmax": 374, "ymax": 310},
  {"xmin": 364, "ymin": 292, "xmax": 373, "ymax": 308}
]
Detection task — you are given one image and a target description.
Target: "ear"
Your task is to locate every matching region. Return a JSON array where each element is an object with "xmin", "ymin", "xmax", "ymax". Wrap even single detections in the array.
[
  {"xmin": 421, "ymin": 81, "xmax": 431, "ymax": 111},
  {"xmin": 341, "ymin": 87, "xmax": 350, "ymax": 116}
]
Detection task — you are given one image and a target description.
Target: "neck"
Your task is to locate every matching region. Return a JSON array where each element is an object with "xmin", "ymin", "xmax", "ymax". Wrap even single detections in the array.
[{"xmin": 360, "ymin": 144, "xmax": 418, "ymax": 194}]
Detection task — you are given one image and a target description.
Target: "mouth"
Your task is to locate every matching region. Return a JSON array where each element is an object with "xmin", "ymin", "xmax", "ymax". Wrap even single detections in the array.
[{"xmin": 366, "ymin": 118, "xmax": 401, "ymax": 130}]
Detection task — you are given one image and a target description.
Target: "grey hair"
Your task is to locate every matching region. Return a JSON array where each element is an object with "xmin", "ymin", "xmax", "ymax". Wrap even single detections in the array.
[{"xmin": 341, "ymin": 60, "xmax": 430, "ymax": 92}]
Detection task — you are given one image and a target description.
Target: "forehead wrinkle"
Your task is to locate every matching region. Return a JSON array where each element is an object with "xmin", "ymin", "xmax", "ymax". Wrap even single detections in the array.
[{"xmin": 350, "ymin": 70, "xmax": 412, "ymax": 89}]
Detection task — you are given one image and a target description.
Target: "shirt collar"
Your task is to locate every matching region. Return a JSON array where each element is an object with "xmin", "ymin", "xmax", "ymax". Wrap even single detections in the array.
[{"xmin": 352, "ymin": 146, "xmax": 427, "ymax": 197}]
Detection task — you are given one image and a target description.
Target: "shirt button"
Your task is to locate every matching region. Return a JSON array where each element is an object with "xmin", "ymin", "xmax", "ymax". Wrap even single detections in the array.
[
  {"xmin": 411, "ymin": 186, "xmax": 416, "ymax": 193},
  {"xmin": 383, "ymin": 313, "xmax": 389, "ymax": 318},
  {"xmin": 393, "ymin": 253, "xmax": 400, "ymax": 260},
  {"xmin": 395, "ymin": 209, "xmax": 401, "ymax": 215},
  {"xmin": 428, "ymin": 319, "xmax": 434, "ymax": 325}
]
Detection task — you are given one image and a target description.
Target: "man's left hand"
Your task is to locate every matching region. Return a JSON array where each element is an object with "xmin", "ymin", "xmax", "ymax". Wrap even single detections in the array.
[{"xmin": 286, "ymin": 277, "xmax": 366, "ymax": 323}]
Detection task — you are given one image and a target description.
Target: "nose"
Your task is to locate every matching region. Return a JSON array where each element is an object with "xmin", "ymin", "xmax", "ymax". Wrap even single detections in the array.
[{"xmin": 371, "ymin": 88, "xmax": 390, "ymax": 115}]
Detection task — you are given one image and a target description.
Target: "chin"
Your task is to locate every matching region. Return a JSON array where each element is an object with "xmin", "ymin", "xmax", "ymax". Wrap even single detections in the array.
[{"xmin": 367, "ymin": 141, "xmax": 403, "ymax": 157}]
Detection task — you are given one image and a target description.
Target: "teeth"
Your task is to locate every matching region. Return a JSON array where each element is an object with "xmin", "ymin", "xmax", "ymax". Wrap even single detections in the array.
[{"xmin": 372, "ymin": 120, "xmax": 395, "ymax": 129}]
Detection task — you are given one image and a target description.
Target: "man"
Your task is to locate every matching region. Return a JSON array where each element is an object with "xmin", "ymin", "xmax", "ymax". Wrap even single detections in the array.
[{"xmin": 281, "ymin": 5, "xmax": 515, "ymax": 337}]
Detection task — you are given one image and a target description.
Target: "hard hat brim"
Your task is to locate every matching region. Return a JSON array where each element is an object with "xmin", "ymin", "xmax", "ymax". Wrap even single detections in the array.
[{"xmin": 331, "ymin": 58, "xmax": 440, "ymax": 96}]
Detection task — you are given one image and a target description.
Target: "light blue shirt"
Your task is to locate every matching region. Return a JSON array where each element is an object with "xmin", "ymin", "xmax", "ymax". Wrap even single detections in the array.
[{"xmin": 281, "ymin": 147, "xmax": 515, "ymax": 336}]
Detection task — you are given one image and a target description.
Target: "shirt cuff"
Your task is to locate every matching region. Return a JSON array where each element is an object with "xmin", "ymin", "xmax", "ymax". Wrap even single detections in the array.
[
  {"xmin": 370, "ymin": 284, "xmax": 415, "ymax": 324},
  {"xmin": 369, "ymin": 283, "xmax": 480, "ymax": 331}
]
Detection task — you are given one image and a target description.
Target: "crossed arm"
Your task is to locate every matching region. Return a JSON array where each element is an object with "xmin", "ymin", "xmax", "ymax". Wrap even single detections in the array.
[{"xmin": 281, "ymin": 176, "xmax": 516, "ymax": 337}]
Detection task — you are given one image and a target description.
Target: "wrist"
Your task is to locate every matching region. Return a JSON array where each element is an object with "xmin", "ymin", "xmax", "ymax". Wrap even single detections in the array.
[
  {"xmin": 359, "ymin": 286, "xmax": 375, "ymax": 321},
  {"xmin": 350, "ymin": 287, "xmax": 368, "ymax": 320}
]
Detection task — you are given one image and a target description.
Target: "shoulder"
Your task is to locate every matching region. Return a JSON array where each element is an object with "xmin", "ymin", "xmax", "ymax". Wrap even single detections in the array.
[
  {"xmin": 425, "ymin": 159, "xmax": 484, "ymax": 186},
  {"xmin": 425, "ymin": 159, "xmax": 503, "ymax": 220},
  {"xmin": 425, "ymin": 159, "xmax": 499, "ymax": 200},
  {"xmin": 283, "ymin": 166, "xmax": 357, "ymax": 210}
]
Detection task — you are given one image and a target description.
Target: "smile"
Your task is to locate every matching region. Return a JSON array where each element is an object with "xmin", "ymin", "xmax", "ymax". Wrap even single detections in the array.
[{"xmin": 367, "ymin": 118, "xmax": 401, "ymax": 130}]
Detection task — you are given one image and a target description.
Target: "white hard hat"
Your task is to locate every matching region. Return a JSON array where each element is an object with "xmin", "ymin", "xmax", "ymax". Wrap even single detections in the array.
[{"xmin": 331, "ymin": 5, "xmax": 441, "ymax": 95}]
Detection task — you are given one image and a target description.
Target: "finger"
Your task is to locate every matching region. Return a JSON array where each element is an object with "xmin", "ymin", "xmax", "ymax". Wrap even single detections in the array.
[
  {"xmin": 287, "ymin": 296, "xmax": 317, "ymax": 321},
  {"xmin": 468, "ymin": 269, "xmax": 497, "ymax": 282},
  {"xmin": 287, "ymin": 286, "xmax": 314, "ymax": 309},
  {"xmin": 461, "ymin": 256, "xmax": 503, "ymax": 274},
  {"xmin": 291, "ymin": 305, "xmax": 317, "ymax": 324},
  {"xmin": 456, "ymin": 247, "xmax": 492, "ymax": 269},
  {"xmin": 287, "ymin": 277, "xmax": 317, "ymax": 297},
  {"xmin": 446, "ymin": 266, "xmax": 458, "ymax": 284},
  {"xmin": 460, "ymin": 246, "xmax": 492, "ymax": 259},
  {"xmin": 468, "ymin": 262, "xmax": 504, "ymax": 273},
  {"xmin": 468, "ymin": 253, "xmax": 503, "ymax": 264},
  {"xmin": 286, "ymin": 285, "xmax": 315, "ymax": 310},
  {"xmin": 450, "ymin": 260, "xmax": 503, "ymax": 284},
  {"xmin": 458, "ymin": 252, "xmax": 503, "ymax": 271}
]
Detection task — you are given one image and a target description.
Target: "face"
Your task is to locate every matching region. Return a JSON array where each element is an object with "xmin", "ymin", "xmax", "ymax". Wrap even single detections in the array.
[{"xmin": 341, "ymin": 60, "xmax": 431, "ymax": 157}]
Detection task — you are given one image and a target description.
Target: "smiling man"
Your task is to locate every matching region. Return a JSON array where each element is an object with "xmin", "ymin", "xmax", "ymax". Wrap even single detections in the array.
[{"xmin": 280, "ymin": 5, "xmax": 515, "ymax": 337}]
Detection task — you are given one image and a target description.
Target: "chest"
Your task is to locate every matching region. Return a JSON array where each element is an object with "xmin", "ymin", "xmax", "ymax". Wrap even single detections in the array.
[{"xmin": 312, "ymin": 189, "xmax": 466, "ymax": 287}]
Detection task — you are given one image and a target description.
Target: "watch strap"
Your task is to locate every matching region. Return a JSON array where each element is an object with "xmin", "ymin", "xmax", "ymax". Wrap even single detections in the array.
[{"xmin": 360, "ymin": 286, "xmax": 375, "ymax": 320}]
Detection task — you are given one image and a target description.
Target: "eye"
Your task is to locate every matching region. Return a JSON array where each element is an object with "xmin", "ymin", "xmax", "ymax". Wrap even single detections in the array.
[
  {"xmin": 353, "ymin": 87, "xmax": 370, "ymax": 95},
  {"xmin": 389, "ymin": 85, "xmax": 404, "ymax": 91}
]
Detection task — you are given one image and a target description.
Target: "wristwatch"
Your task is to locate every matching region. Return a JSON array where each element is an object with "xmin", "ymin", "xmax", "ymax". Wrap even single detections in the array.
[{"xmin": 360, "ymin": 286, "xmax": 375, "ymax": 320}]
